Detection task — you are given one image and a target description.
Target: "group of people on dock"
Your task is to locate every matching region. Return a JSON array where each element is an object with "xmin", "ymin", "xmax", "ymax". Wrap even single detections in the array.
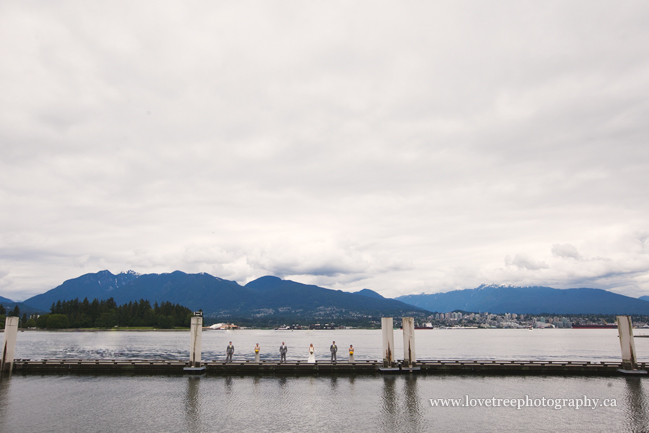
[{"xmin": 224, "ymin": 341, "xmax": 355, "ymax": 363}]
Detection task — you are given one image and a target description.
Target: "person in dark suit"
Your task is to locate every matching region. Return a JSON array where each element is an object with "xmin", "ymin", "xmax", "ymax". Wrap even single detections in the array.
[
  {"xmin": 330, "ymin": 341, "xmax": 337, "ymax": 362},
  {"xmin": 279, "ymin": 342, "xmax": 287, "ymax": 363},
  {"xmin": 226, "ymin": 341, "xmax": 234, "ymax": 362}
]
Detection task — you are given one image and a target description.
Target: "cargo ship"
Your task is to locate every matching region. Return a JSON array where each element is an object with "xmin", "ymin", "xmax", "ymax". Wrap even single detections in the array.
[{"xmin": 572, "ymin": 324, "xmax": 617, "ymax": 329}]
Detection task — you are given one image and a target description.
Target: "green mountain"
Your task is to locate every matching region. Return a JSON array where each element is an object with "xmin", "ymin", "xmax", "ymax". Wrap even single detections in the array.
[{"xmin": 396, "ymin": 284, "xmax": 649, "ymax": 315}]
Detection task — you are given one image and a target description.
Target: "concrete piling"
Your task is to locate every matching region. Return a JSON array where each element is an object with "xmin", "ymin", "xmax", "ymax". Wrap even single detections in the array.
[
  {"xmin": 381, "ymin": 317, "xmax": 395, "ymax": 367},
  {"xmin": 402, "ymin": 317, "xmax": 416, "ymax": 367},
  {"xmin": 1, "ymin": 316, "xmax": 19, "ymax": 376},
  {"xmin": 184, "ymin": 312, "xmax": 205, "ymax": 372},
  {"xmin": 617, "ymin": 315, "xmax": 638, "ymax": 371}
]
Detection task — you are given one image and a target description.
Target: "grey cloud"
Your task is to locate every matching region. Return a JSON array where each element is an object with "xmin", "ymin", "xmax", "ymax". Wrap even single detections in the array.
[
  {"xmin": 551, "ymin": 244, "xmax": 581, "ymax": 260},
  {"xmin": 506, "ymin": 254, "xmax": 550, "ymax": 271}
]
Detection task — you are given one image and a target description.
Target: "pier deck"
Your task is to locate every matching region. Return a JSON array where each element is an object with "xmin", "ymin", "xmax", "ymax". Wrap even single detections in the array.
[{"xmin": 8, "ymin": 359, "xmax": 647, "ymax": 376}]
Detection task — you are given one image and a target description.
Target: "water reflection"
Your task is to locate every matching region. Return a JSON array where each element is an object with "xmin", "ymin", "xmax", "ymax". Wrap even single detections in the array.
[
  {"xmin": 381, "ymin": 377, "xmax": 398, "ymax": 431},
  {"xmin": 624, "ymin": 377, "xmax": 649, "ymax": 433},
  {"xmin": 184, "ymin": 377, "xmax": 202, "ymax": 433},
  {"xmin": 380, "ymin": 376, "xmax": 424, "ymax": 432},
  {"xmin": 0, "ymin": 374, "xmax": 643, "ymax": 432},
  {"xmin": 330, "ymin": 375, "xmax": 338, "ymax": 392},
  {"xmin": 403, "ymin": 376, "xmax": 423, "ymax": 431},
  {"xmin": 0, "ymin": 378, "xmax": 10, "ymax": 432},
  {"xmin": 224, "ymin": 376, "xmax": 233, "ymax": 396}
]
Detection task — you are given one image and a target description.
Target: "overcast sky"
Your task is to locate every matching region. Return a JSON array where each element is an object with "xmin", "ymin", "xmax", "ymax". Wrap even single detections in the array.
[{"xmin": 1, "ymin": 1, "xmax": 648, "ymax": 301}]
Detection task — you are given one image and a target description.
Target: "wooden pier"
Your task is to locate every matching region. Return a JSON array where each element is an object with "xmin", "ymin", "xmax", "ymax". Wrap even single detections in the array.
[{"xmin": 8, "ymin": 358, "xmax": 647, "ymax": 376}]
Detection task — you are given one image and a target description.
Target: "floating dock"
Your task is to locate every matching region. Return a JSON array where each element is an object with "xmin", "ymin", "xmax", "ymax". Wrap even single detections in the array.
[{"xmin": 8, "ymin": 358, "xmax": 647, "ymax": 376}]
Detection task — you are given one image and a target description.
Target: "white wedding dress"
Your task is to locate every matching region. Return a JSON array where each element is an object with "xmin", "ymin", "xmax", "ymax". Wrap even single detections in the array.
[{"xmin": 308, "ymin": 347, "xmax": 315, "ymax": 363}]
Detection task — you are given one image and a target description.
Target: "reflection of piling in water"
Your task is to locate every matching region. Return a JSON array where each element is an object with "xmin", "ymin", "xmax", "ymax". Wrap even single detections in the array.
[
  {"xmin": 624, "ymin": 377, "xmax": 649, "ymax": 432},
  {"xmin": 382, "ymin": 317, "xmax": 395, "ymax": 368},
  {"xmin": 1, "ymin": 317, "xmax": 19, "ymax": 377},
  {"xmin": 381, "ymin": 376, "xmax": 398, "ymax": 431},
  {"xmin": 403, "ymin": 376, "xmax": 422, "ymax": 430},
  {"xmin": 380, "ymin": 376, "xmax": 423, "ymax": 432},
  {"xmin": 184, "ymin": 377, "xmax": 202, "ymax": 432}
]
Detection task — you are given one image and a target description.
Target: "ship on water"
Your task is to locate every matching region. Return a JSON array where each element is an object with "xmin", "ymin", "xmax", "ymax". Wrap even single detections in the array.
[{"xmin": 572, "ymin": 324, "xmax": 617, "ymax": 329}]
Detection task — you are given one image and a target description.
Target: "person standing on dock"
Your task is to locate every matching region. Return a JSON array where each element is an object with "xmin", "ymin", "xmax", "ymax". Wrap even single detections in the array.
[
  {"xmin": 330, "ymin": 341, "xmax": 337, "ymax": 362},
  {"xmin": 279, "ymin": 342, "xmax": 287, "ymax": 363},
  {"xmin": 308, "ymin": 344, "xmax": 315, "ymax": 363},
  {"xmin": 349, "ymin": 345, "xmax": 354, "ymax": 362},
  {"xmin": 254, "ymin": 343, "xmax": 260, "ymax": 362},
  {"xmin": 226, "ymin": 341, "xmax": 234, "ymax": 362}
]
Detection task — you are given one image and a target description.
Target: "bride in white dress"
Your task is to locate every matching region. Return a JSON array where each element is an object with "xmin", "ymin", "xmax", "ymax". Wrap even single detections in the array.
[{"xmin": 308, "ymin": 343, "xmax": 315, "ymax": 363}]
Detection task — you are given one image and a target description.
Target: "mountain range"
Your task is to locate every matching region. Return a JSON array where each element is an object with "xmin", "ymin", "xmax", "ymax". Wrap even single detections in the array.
[
  {"xmin": 3, "ymin": 271, "xmax": 649, "ymax": 318},
  {"xmin": 19, "ymin": 270, "xmax": 426, "ymax": 319},
  {"xmin": 396, "ymin": 284, "xmax": 649, "ymax": 315}
]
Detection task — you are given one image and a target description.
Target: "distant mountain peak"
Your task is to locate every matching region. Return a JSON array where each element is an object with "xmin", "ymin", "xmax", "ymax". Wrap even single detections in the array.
[
  {"xmin": 477, "ymin": 283, "xmax": 512, "ymax": 289},
  {"xmin": 257, "ymin": 276, "xmax": 282, "ymax": 281},
  {"xmin": 0, "ymin": 295, "xmax": 15, "ymax": 303},
  {"xmin": 245, "ymin": 276, "xmax": 283, "ymax": 289},
  {"xmin": 353, "ymin": 289, "xmax": 385, "ymax": 299},
  {"xmin": 475, "ymin": 283, "xmax": 539, "ymax": 290}
]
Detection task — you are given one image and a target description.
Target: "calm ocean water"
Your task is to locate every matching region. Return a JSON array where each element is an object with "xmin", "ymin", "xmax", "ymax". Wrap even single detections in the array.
[
  {"xmin": 2, "ymin": 329, "xmax": 648, "ymax": 432},
  {"xmin": 10, "ymin": 328, "xmax": 649, "ymax": 362}
]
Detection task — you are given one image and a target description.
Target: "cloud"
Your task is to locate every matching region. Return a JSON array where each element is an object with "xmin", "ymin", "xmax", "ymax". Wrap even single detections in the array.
[
  {"xmin": 551, "ymin": 244, "xmax": 581, "ymax": 260},
  {"xmin": 505, "ymin": 254, "xmax": 550, "ymax": 271},
  {"xmin": 246, "ymin": 239, "xmax": 409, "ymax": 281},
  {"xmin": 1, "ymin": 2, "xmax": 649, "ymax": 299},
  {"xmin": 637, "ymin": 231, "xmax": 649, "ymax": 253}
]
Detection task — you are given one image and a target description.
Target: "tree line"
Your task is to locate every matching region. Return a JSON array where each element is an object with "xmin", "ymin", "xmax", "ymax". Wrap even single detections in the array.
[
  {"xmin": 0, "ymin": 303, "xmax": 21, "ymax": 329},
  {"xmin": 2, "ymin": 298, "xmax": 194, "ymax": 329}
]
